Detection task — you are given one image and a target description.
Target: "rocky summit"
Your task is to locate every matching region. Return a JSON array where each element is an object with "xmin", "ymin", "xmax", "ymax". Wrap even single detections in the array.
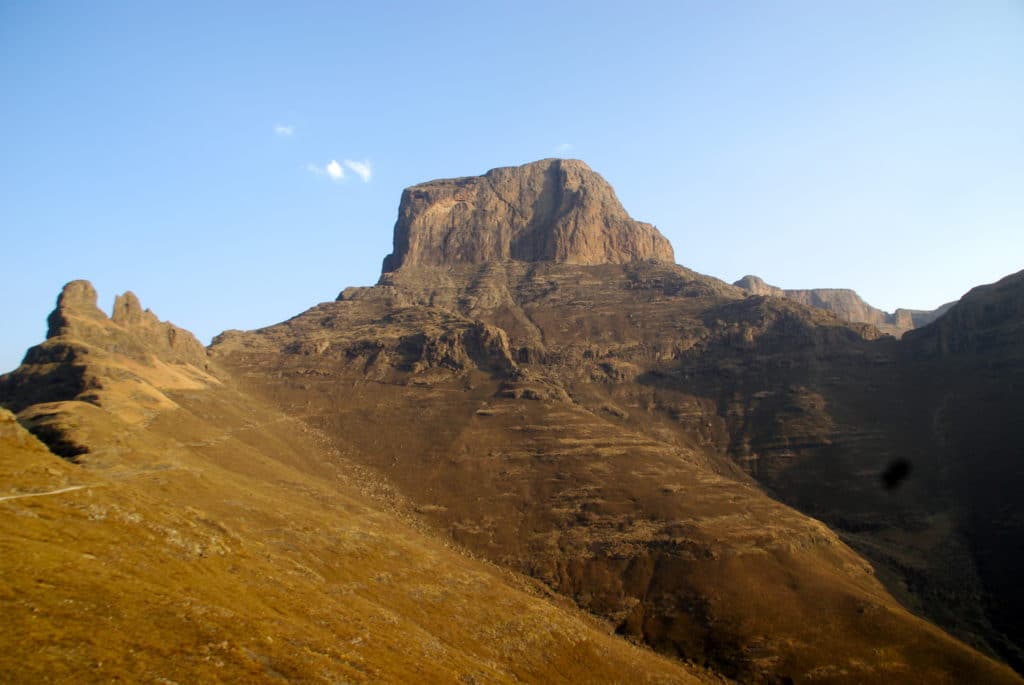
[
  {"xmin": 2, "ymin": 159, "xmax": 1023, "ymax": 684},
  {"xmin": 381, "ymin": 158, "xmax": 675, "ymax": 271}
]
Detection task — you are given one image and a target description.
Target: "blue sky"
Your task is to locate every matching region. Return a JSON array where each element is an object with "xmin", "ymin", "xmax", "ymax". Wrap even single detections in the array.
[{"xmin": 2, "ymin": 1, "xmax": 1022, "ymax": 372}]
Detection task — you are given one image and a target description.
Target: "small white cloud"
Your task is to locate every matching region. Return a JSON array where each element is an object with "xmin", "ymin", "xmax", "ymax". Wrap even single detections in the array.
[
  {"xmin": 326, "ymin": 160, "xmax": 344, "ymax": 180},
  {"xmin": 274, "ymin": 124, "xmax": 295, "ymax": 137},
  {"xmin": 306, "ymin": 159, "xmax": 370, "ymax": 184},
  {"xmin": 344, "ymin": 159, "xmax": 372, "ymax": 182},
  {"xmin": 554, "ymin": 143, "xmax": 573, "ymax": 154}
]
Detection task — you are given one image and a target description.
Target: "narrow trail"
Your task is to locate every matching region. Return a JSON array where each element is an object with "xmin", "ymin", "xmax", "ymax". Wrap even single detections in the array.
[{"xmin": 0, "ymin": 485, "xmax": 90, "ymax": 503}]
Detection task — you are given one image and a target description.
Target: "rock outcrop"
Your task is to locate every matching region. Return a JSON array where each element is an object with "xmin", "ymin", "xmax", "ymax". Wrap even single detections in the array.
[
  {"xmin": 734, "ymin": 274, "xmax": 953, "ymax": 337},
  {"xmin": 42, "ymin": 280, "xmax": 207, "ymax": 368},
  {"xmin": 381, "ymin": 158, "xmax": 674, "ymax": 272},
  {"xmin": 0, "ymin": 281, "xmax": 212, "ymax": 426},
  {"xmin": 732, "ymin": 274, "xmax": 785, "ymax": 298},
  {"xmin": 45, "ymin": 279, "xmax": 110, "ymax": 339}
]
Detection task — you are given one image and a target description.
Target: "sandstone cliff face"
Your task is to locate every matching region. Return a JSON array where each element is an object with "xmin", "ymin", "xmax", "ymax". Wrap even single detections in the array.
[
  {"xmin": 381, "ymin": 158, "xmax": 674, "ymax": 272},
  {"xmin": 734, "ymin": 274, "xmax": 952, "ymax": 337}
]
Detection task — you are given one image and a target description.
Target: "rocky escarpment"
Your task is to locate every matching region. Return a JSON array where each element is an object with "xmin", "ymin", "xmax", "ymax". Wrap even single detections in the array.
[
  {"xmin": 381, "ymin": 158, "xmax": 674, "ymax": 272},
  {"xmin": 0, "ymin": 281, "xmax": 215, "ymax": 459},
  {"xmin": 734, "ymin": 274, "xmax": 953, "ymax": 337}
]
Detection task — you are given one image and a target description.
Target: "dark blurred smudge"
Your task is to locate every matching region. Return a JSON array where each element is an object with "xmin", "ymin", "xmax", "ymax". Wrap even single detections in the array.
[{"xmin": 881, "ymin": 459, "xmax": 912, "ymax": 490}]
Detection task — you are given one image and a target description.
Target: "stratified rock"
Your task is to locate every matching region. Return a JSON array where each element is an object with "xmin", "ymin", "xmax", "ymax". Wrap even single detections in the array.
[
  {"xmin": 381, "ymin": 158, "xmax": 674, "ymax": 272},
  {"xmin": 733, "ymin": 274, "xmax": 952, "ymax": 337}
]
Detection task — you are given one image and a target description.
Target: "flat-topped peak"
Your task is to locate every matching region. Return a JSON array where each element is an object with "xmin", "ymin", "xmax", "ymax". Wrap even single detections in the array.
[
  {"xmin": 411, "ymin": 158, "xmax": 594, "ymax": 188},
  {"xmin": 381, "ymin": 158, "xmax": 674, "ymax": 273}
]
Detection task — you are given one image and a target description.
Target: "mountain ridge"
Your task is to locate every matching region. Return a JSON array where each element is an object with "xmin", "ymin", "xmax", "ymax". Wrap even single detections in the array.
[
  {"xmin": 0, "ymin": 285, "xmax": 718, "ymax": 684},
  {"xmin": 733, "ymin": 274, "xmax": 955, "ymax": 337},
  {"xmin": 2, "ymin": 158, "xmax": 1022, "ymax": 683}
]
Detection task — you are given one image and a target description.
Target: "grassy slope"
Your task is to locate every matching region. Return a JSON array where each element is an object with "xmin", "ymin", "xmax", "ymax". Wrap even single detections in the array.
[{"xmin": 0, "ymin": 338, "xmax": 715, "ymax": 684}]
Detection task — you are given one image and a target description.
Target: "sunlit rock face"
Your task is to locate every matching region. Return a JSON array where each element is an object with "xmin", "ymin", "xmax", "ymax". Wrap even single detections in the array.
[{"xmin": 382, "ymin": 158, "xmax": 675, "ymax": 272}]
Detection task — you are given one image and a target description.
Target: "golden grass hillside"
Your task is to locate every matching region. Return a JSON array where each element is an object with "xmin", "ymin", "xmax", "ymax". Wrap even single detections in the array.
[{"xmin": 0, "ymin": 287, "xmax": 718, "ymax": 684}]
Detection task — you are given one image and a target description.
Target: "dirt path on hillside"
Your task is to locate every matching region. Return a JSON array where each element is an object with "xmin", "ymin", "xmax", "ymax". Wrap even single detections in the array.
[{"xmin": 0, "ymin": 485, "xmax": 90, "ymax": 502}]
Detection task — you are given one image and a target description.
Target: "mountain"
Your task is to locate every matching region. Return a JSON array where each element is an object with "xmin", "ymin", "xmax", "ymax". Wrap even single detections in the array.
[
  {"xmin": 733, "ymin": 274, "xmax": 955, "ymax": 337},
  {"xmin": 2, "ymin": 158, "xmax": 1022, "ymax": 684},
  {"xmin": 0, "ymin": 281, "xmax": 713, "ymax": 684}
]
